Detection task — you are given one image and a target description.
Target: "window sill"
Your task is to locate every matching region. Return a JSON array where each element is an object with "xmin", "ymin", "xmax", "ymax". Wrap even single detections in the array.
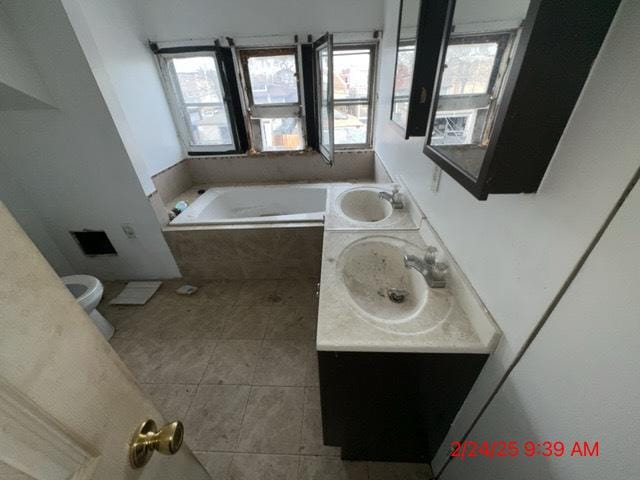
[{"xmin": 186, "ymin": 147, "xmax": 373, "ymax": 159}]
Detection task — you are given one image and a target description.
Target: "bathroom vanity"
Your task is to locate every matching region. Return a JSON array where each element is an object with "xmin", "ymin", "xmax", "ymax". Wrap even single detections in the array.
[{"xmin": 316, "ymin": 184, "xmax": 501, "ymax": 462}]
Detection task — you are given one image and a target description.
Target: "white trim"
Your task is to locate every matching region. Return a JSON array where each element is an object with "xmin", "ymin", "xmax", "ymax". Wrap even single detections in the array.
[
  {"xmin": 150, "ymin": 31, "xmax": 380, "ymax": 49},
  {"xmin": 0, "ymin": 378, "xmax": 99, "ymax": 480},
  {"xmin": 156, "ymin": 52, "xmax": 236, "ymax": 152}
]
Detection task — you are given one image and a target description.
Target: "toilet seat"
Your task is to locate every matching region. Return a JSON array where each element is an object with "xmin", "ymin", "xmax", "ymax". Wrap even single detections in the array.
[{"xmin": 62, "ymin": 274, "xmax": 103, "ymax": 311}]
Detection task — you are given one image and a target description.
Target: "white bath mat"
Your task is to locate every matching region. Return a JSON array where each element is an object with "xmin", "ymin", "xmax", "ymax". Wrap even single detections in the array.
[{"xmin": 109, "ymin": 281, "xmax": 162, "ymax": 305}]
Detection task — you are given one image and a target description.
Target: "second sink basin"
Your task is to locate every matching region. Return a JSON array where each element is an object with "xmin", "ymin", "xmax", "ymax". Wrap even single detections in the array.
[
  {"xmin": 337, "ymin": 188, "xmax": 393, "ymax": 223},
  {"xmin": 337, "ymin": 236, "xmax": 453, "ymax": 334}
]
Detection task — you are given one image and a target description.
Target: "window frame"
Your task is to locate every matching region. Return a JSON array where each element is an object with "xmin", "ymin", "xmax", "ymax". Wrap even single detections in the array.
[
  {"xmin": 430, "ymin": 32, "xmax": 515, "ymax": 148},
  {"xmin": 332, "ymin": 43, "xmax": 377, "ymax": 150},
  {"xmin": 156, "ymin": 49, "xmax": 241, "ymax": 154},
  {"xmin": 236, "ymin": 46, "xmax": 307, "ymax": 153}
]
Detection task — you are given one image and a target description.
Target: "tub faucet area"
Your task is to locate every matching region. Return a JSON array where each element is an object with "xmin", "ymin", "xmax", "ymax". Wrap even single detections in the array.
[
  {"xmin": 378, "ymin": 186, "xmax": 404, "ymax": 209},
  {"xmin": 404, "ymin": 246, "xmax": 449, "ymax": 288}
]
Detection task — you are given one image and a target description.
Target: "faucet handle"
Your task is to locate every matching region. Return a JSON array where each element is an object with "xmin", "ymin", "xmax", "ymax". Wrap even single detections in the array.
[
  {"xmin": 424, "ymin": 246, "xmax": 438, "ymax": 266},
  {"xmin": 431, "ymin": 262, "xmax": 449, "ymax": 281}
]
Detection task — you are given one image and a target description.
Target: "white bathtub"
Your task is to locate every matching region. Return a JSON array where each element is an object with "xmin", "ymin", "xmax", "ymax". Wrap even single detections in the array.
[{"xmin": 170, "ymin": 183, "xmax": 329, "ymax": 226}]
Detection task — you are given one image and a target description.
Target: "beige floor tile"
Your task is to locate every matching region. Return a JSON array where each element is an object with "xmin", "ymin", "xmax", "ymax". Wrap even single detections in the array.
[
  {"xmin": 0, "ymin": 459, "xmax": 32, "ymax": 479},
  {"xmin": 140, "ymin": 383, "xmax": 197, "ymax": 420},
  {"xmin": 110, "ymin": 336, "xmax": 217, "ymax": 384},
  {"xmin": 194, "ymin": 451, "xmax": 234, "ymax": 478},
  {"xmin": 275, "ymin": 279, "xmax": 318, "ymax": 306},
  {"xmin": 103, "ymin": 303, "xmax": 159, "ymax": 338},
  {"xmin": 227, "ymin": 453, "xmax": 299, "ymax": 480},
  {"xmin": 304, "ymin": 348, "xmax": 320, "ymax": 387},
  {"xmin": 297, "ymin": 456, "xmax": 368, "ymax": 480},
  {"xmin": 367, "ymin": 462, "xmax": 433, "ymax": 480},
  {"xmin": 299, "ymin": 387, "xmax": 340, "ymax": 456},
  {"xmin": 184, "ymin": 385, "xmax": 251, "ymax": 451},
  {"xmin": 160, "ymin": 304, "xmax": 227, "ymax": 340},
  {"xmin": 221, "ymin": 306, "xmax": 272, "ymax": 340},
  {"xmin": 237, "ymin": 386, "xmax": 304, "ymax": 454},
  {"xmin": 235, "ymin": 280, "xmax": 279, "ymax": 306},
  {"xmin": 252, "ymin": 341, "xmax": 311, "ymax": 386},
  {"xmin": 201, "ymin": 340, "xmax": 262, "ymax": 385},
  {"xmin": 266, "ymin": 306, "xmax": 317, "ymax": 341},
  {"xmin": 197, "ymin": 280, "xmax": 244, "ymax": 305}
]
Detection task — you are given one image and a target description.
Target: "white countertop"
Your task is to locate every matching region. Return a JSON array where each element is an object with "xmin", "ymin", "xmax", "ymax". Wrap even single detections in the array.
[
  {"xmin": 316, "ymin": 228, "xmax": 501, "ymax": 354},
  {"xmin": 324, "ymin": 183, "xmax": 423, "ymax": 231}
]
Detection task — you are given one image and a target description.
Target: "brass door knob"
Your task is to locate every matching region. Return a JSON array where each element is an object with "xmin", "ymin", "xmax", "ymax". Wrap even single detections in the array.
[{"xmin": 129, "ymin": 419, "xmax": 184, "ymax": 468}]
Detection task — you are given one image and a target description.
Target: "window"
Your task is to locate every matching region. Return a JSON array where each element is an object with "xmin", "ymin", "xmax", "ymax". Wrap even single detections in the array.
[
  {"xmin": 333, "ymin": 45, "xmax": 375, "ymax": 148},
  {"xmin": 158, "ymin": 53, "xmax": 237, "ymax": 153},
  {"xmin": 239, "ymin": 48, "xmax": 305, "ymax": 152},
  {"xmin": 391, "ymin": 43, "xmax": 415, "ymax": 128},
  {"xmin": 315, "ymin": 35, "xmax": 333, "ymax": 163},
  {"xmin": 439, "ymin": 42, "xmax": 499, "ymax": 95},
  {"xmin": 153, "ymin": 37, "xmax": 378, "ymax": 157},
  {"xmin": 431, "ymin": 33, "xmax": 512, "ymax": 148},
  {"xmin": 430, "ymin": 110, "xmax": 476, "ymax": 145}
]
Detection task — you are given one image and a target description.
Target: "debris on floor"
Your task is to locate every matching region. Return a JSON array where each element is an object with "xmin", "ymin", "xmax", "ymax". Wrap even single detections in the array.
[
  {"xmin": 175, "ymin": 284, "xmax": 199, "ymax": 295},
  {"xmin": 109, "ymin": 281, "xmax": 162, "ymax": 305}
]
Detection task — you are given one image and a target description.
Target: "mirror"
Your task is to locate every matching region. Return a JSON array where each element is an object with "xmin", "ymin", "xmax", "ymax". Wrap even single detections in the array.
[
  {"xmin": 390, "ymin": 0, "xmax": 454, "ymax": 138},
  {"xmin": 423, "ymin": 0, "xmax": 621, "ymax": 200},
  {"xmin": 426, "ymin": 0, "xmax": 531, "ymax": 179},
  {"xmin": 391, "ymin": 0, "xmax": 420, "ymax": 129}
]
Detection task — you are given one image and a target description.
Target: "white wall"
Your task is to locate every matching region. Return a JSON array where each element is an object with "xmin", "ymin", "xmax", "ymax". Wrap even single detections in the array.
[
  {"xmin": 0, "ymin": 0, "xmax": 180, "ymax": 280},
  {"xmin": 375, "ymin": 0, "xmax": 638, "ymax": 473},
  {"xmin": 0, "ymin": 4, "xmax": 54, "ymax": 109},
  {"xmin": 441, "ymin": 171, "xmax": 640, "ymax": 480},
  {"xmin": 60, "ymin": 0, "xmax": 184, "ymax": 193},
  {"xmin": 0, "ymin": 166, "xmax": 73, "ymax": 276},
  {"xmin": 135, "ymin": 0, "xmax": 384, "ymax": 41}
]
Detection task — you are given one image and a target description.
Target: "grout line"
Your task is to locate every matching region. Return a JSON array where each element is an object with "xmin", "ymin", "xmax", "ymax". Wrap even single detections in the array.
[{"xmin": 234, "ymin": 384, "xmax": 255, "ymax": 452}]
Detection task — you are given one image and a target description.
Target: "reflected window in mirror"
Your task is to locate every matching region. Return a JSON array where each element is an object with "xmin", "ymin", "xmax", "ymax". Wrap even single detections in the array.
[
  {"xmin": 430, "ymin": 32, "xmax": 515, "ymax": 179},
  {"xmin": 391, "ymin": 0, "xmax": 420, "ymax": 129}
]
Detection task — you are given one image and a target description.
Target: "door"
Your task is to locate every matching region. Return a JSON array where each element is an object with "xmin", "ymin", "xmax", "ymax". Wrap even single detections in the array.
[
  {"xmin": 314, "ymin": 33, "xmax": 334, "ymax": 166},
  {"xmin": 0, "ymin": 203, "xmax": 211, "ymax": 480}
]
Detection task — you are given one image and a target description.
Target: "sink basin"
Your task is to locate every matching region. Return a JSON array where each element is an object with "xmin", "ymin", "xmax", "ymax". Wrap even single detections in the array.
[
  {"xmin": 337, "ymin": 188, "xmax": 393, "ymax": 223},
  {"xmin": 337, "ymin": 236, "xmax": 453, "ymax": 334}
]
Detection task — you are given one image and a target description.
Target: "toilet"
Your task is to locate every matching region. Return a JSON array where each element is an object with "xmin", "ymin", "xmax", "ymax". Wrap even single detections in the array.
[{"xmin": 62, "ymin": 275, "xmax": 115, "ymax": 340}]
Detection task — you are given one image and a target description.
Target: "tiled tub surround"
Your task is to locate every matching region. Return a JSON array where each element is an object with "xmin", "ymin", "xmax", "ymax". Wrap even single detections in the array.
[
  {"xmin": 163, "ymin": 224, "xmax": 323, "ymax": 280},
  {"xmin": 152, "ymin": 150, "xmax": 375, "ymax": 206},
  {"xmin": 324, "ymin": 182, "xmax": 424, "ymax": 231},
  {"xmin": 153, "ymin": 159, "xmax": 193, "ymax": 204},
  {"xmin": 101, "ymin": 280, "xmax": 431, "ymax": 479}
]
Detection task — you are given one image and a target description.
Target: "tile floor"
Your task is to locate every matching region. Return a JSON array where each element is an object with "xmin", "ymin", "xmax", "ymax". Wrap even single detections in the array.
[{"xmin": 101, "ymin": 279, "xmax": 432, "ymax": 480}]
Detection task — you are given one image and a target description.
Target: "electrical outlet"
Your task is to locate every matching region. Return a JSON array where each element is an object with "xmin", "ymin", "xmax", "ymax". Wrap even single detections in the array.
[{"xmin": 121, "ymin": 223, "xmax": 137, "ymax": 239}]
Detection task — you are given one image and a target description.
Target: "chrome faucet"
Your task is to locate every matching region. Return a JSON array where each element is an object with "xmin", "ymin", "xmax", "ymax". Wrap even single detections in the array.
[
  {"xmin": 378, "ymin": 186, "xmax": 404, "ymax": 209},
  {"xmin": 404, "ymin": 246, "xmax": 449, "ymax": 288}
]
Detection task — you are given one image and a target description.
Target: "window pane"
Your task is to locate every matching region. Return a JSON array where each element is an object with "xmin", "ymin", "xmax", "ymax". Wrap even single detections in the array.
[
  {"xmin": 260, "ymin": 117, "xmax": 303, "ymax": 151},
  {"xmin": 334, "ymin": 104, "xmax": 368, "ymax": 144},
  {"xmin": 318, "ymin": 47, "xmax": 331, "ymax": 150},
  {"xmin": 334, "ymin": 49, "xmax": 370, "ymax": 100},
  {"xmin": 171, "ymin": 56, "xmax": 223, "ymax": 103},
  {"xmin": 440, "ymin": 43, "xmax": 498, "ymax": 95},
  {"xmin": 247, "ymin": 55, "xmax": 299, "ymax": 104},
  {"xmin": 392, "ymin": 45, "xmax": 415, "ymax": 127},
  {"xmin": 430, "ymin": 111, "xmax": 475, "ymax": 145},
  {"xmin": 186, "ymin": 106, "xmax": 233, "ymax": 146}
]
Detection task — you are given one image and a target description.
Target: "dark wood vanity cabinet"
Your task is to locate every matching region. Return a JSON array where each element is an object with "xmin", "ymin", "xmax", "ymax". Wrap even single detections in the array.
[{"xmin": 318, "ymin": 351, "xmax": 488, "ymax": 462}]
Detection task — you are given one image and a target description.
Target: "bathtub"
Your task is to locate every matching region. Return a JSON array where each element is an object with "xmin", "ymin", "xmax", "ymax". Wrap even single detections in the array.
[{"xmin": 169, "ymin": 183, "xmax": 329, "ymax": 226}]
